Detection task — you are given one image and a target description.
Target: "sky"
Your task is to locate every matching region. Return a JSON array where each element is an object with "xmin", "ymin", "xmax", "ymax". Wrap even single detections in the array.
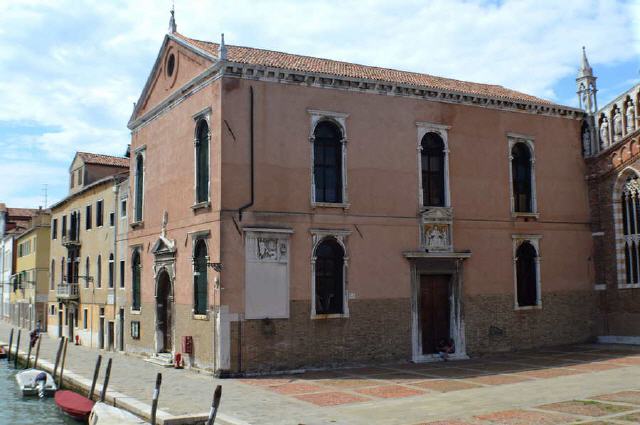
[{"xmin": 1, "ymin": 0, "xmax": 639, "ymax": 208}]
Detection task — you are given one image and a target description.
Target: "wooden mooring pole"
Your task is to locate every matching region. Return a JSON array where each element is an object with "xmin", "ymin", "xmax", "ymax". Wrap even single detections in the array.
[
  {"xmin": 13, "ymin": 329, "xmax": 21, "ymax": 368},
  {"xmin": 25, "ymin": 334, "xmax": 33, "ymax": 369},
  {"xmin": 7, "ymin": 328, "xmax": 14, "ymax": 362},
  {"xmin": 52, "ymin": 337, "xmax": 64, "ymax": 380},
  {"xmin": 88, "ymin": 355, "xmax": 102, "ymax": 400},
  {"xmin": 99, "ymin": 358, "xmax": 112, "ymax": 402},
  {"xmin": 33, "ymin": 334, "xmax": 41, "ymax": 369},
  {"xmin": 58, "ymin": 337, "xmax": 68, "ymax": 388},
  {"xmin": 150, "ymin": 373, "xmax": 162, "ymax": 425},
  {"xmin": 206, "ymin": 385, "xmax": 222, "ymax": 425}
]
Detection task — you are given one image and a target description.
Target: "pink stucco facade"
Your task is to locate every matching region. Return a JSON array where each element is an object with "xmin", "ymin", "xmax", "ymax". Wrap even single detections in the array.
[{"xmin": 126, "ymin": 34, "xmax": 595, "ymax": 374}]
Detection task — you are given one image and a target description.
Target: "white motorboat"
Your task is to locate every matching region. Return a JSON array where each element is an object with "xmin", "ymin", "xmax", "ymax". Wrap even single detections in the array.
[
  {"xmin": 15, "ymin": 368, "xmax": 57, "ymax": 397},
  {"xmin": 89, "ymin": 402, "xmax": 148, "ymax": 425}
]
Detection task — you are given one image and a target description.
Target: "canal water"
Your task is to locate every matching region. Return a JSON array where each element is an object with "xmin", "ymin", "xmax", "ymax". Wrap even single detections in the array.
[{"xmin": 0, "ymin": 362, "xmax": 75, "ymax": 424}]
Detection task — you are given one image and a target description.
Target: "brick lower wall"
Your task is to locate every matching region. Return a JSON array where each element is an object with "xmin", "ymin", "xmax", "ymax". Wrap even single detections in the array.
[
  {"xmin": 602, "ymin": 288, "xmax": 640, "ymax": 335},
  {"xmin": 233, "ymin": 298, "xmax": 412, "ymax": 373},
  {"xmin": 464, "ymin": 290, "xmax": 599, "ymax": 354}
]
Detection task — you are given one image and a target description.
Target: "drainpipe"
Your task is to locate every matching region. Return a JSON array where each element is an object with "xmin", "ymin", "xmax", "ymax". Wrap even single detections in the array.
[
  {"xmin": 112, "ymin": 177, "xmax": 119, "ymax": 349},
  {"xmin": 238, "ymin": 86, "xmax": 255, "ymax": 221}
]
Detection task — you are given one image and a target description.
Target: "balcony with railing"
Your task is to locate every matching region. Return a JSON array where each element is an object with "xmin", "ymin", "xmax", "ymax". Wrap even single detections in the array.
[
  {"xmin": 61, "ymin": 233, "xmax": 81, "ymax": 247},
  {"xmin": 56, "ymin": 281, "xmax": 79, "ymax": 300}
]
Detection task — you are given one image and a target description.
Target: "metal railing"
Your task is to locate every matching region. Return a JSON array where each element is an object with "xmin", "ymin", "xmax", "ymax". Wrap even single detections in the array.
[{"xmin": 56, "ymin": 282, "xmax": 79, "ymax": 299}]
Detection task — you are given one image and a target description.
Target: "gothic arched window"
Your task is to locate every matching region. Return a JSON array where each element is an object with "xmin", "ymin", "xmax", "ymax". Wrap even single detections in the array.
[
  {"xmin": 621, "ymin": 177, "xmax": 640, "ymax": 284},
  {"xmin": 132, "ymin": 250, "xmax": 141, "ymax": 311},
  {"xmin": 96, "ymin": 255, "xmax": 102, "ymax": 288},
  {"xmin": 315, "ymin": 238, "xmax": 345, "ymax": 315},
  {"xmin": 85, "ymin": 257, "xmax": 90, "ymax": 289},
  {"xmin": 50, "ymin": 259, "xmax": 55, "ymax": 290},
  {"xmin": 516, "ymin": 241, "xmax": 538, "ymax": 307},
  {"xmin": 511, "ymin": 142, "xmax": 533, "ymax": 213},
  {"xmin": 313, "ymin": 121, "xmax": 343, "ymax": 203},
  {"xmin": 421, "ymin": 132, "xmax": 445, "ymax": 207},
  {"xmin": 195, "ymin": 119, "xmax": 210, "ymax": 204},
  {"xmin": 193, "ymin": 239, "xmax": 208, "ymax": 315},
  {"xmin": 108, "ymin": 253, "xmax": 114, "ymax": 288},
  {"xmin": 134, "ymin": 154, "xmax": 144, "ymax": 222}
]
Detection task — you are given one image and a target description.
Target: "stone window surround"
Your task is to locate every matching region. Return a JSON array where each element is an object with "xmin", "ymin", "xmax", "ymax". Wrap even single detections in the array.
[
  {"xmin": 192, "ymin": 107, "xmax": 212, "ymax": 211},
  {"xmin": 130, "ymin": 244, "xmax": 143, "ymax": 314},
  {"xmin": 131, "ymin": 145, "xmax": 147, "ymax": 228},
  {"xmin": 508, "ymin": 133, "xmax": 538, "ymax": 219},
  {"xmin": 307, "ymin": 109, "xmax": 350, "ymax": 209},
  {"xmin": 613, "ymin": 166, "xmax": 640, "ymax": 289},
  {"xmin": 512, "ymin": 234, "xmax": 542, "ymax": 310},
  {"xmin": 310, "ymin": 228, "xmax": 351, "ymax": 319},
  {"xmin": 190, "ymin": 230, "xmax": 211, "ymax": 319},
  {"xmin": 416, "ymin": 122, "xmax": 452, "ymax": 209}
]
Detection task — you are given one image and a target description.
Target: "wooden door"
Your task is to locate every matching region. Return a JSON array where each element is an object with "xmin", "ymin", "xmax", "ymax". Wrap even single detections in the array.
[
  {"xmin": 420, "ymin": 274, "xmax": 450, "ymax": 355},
  {"xmin": 157, "ymin": 272, "xmax": 172, "ymax": 353}
]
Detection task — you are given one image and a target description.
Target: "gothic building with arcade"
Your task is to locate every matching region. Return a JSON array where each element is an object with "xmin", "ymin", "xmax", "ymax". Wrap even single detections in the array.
[
  {"xmin": 121, "ymin": 12, "xmax": 635, "ymax": 375},
  {"xmin": 580, "ymin": 49, "xmax": 640, "ymax": 340}
]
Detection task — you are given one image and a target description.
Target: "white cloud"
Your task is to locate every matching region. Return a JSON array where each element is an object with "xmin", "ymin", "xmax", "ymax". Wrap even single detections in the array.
[{"xmin": 0, "ymin": 0, "xmax": 638, "ymax": 207}]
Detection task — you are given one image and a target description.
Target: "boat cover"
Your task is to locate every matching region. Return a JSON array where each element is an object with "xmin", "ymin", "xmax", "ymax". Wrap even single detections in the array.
[{"xmin": 55, "ymin": 390, "xmax": 95, "ymax": 419}]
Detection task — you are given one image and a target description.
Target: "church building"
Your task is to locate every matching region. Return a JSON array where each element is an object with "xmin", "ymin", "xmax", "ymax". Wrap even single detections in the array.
[{"xmin": 125, "ymin": 12, "xmax": 597, "ymax": 375}]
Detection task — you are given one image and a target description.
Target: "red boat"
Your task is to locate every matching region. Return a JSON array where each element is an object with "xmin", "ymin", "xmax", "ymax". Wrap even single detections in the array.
[
  {"xmin": 0, "ymin": 345, "xmax": 6, "ymax": 359},
  {"xmin": 55, "ymin": 390, "xmax": 95, "ymax": 422}
]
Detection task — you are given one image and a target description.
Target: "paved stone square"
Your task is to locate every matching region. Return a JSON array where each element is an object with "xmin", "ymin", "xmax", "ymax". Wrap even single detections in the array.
[{"xmin": 3, "ymin": 321, "xmax": 640, "ymax": 424}]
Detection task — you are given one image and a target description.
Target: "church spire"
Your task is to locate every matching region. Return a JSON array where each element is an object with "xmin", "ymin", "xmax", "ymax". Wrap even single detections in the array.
[
  {"xmin": 576, "ymin": 46, "xmax": 597, "ymax": 115},
  {"xmin": 168, "ymin": 4, "xmax": 177, "ymax": 34},
  {"xmin": 578, "ymin": 46, "xmax": 593, "ymax": 78}
]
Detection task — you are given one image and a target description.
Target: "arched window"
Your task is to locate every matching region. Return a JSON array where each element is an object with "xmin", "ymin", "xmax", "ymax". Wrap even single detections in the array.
[
  {"xmin": 193, "ymin": 239, "xmax": 208, "ymax": 315},
  {"xmin": 516, "ymin": 241, "xmax": 538, "ymax": 307},
  {"xmin": 134, "ymin": 154, "xmax": 144, "ymax": 222},
  {"xmin": 108, "ymin": 253, "xmax": 114, "ymax": 288},
  {"xmin": 96, "ymin": 255, "xmax": 102, "ymax": 288},
  {"xmin": 85, "ymin": 257, "xmax": 90, "ymax": 289},
  {"xmin": 132, "ymin": 250, "xmax": 141, "ymax": 311},
  {"xmin": 621, "ymin": 176, "xmax": 640, "ymax": 284},
  {"xmin": 313, "ymin": 121, "xmax": 343, "ymax": 203},
  {"xmin": 195, "ymin": 119, "xmax": 210, "ymax": 204},
  {"xmin": 511, "ymin": 142, "xmax": 533, "ymax": 213},
  {"xmin": 421, "ymin": 132, "xmax": 445, "ymax": 207},
  {"xmin": 315, "ymin": 238, "xmax": 345, "ymax": 315},
  {"xmin": 50, "ymin": 259, "xmax": 55, "ymax": 290}
]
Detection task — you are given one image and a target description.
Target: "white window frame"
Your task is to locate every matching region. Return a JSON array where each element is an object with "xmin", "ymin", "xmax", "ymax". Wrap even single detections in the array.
[
  {"xmin": 192, "ymin": 107, "xmax": 212, "ymax": 210},
  {"xmin": 512, "ymin": 234, "xmax": 542, "ymax": 310},
  {"xmin": 508, "ymin": 133, "xmax": 538, "ymax": 218},
  {"xmin": 307, "ymin": 109, "xmax": 350, "ymax": 209},
  {"xmin": 132, "ymin": 146, "xmax": 146, "ymax": 226},
  {"xmin": 416, "ymin": 122, "xmax": 451, "ymax": 209},
  {"xmin": 310, "ymin": 228, "xmax": 351, "ymax": 319}
]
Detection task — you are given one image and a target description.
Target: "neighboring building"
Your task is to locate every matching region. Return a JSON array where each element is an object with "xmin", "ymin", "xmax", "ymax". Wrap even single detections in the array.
[
  {"xmin": 582, "ymin": 47, "xmax": 640, "ymax": 338},
  {"xmin": 0, "ymin": 204, "xmax": 38, "ymax": 320},
  {"xmin": 10, "ymin": 209, "xmax": 51, "ymax": 330},
  {"xmin": 47, "ymin": 152, "xmax": 129, "ymax": 351},
  {"xmin": 126, "ymin": 14, "xmax": 594, "ymax": 375}
]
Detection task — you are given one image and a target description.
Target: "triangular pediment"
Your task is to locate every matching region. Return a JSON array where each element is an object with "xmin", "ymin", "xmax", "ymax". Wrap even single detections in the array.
[
  {"xmin": 128, "ymin": 34, "xmax": 215, "ymax": 126},
  {"xmin": 151, "ymin": 235, "xmax": 176, "ymax": 255}
]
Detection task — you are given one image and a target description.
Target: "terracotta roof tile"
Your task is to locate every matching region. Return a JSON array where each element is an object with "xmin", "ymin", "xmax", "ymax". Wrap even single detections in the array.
[
  {"xmin": 176, "ymin": 33, "xmax": 552, "ymax": 105},
  {"xmin": 78, "ymin": 152, "xmax": 129, "ymax": 168},
  {"xmin": 6, "ymin": 208, "xmax": 38, "ymax": 218}
]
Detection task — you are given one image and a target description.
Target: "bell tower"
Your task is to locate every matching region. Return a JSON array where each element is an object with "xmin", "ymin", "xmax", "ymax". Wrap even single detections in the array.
[
  {"xmin": 576, "ymin": 46, "xmax": 598, "ymax": 114},
  {"xmin": 577, "ymin": 47, "xmax": 598, "ymax": 156}
]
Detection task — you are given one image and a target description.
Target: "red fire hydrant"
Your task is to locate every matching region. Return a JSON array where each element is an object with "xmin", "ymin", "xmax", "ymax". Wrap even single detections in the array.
[{"xmin": 174, "ymin": 352, "xmax": 184, "ymax": 369}]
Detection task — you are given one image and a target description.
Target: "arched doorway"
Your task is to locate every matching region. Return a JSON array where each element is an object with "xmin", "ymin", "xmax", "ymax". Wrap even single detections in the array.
[{"xmin": 156, "ymin": 270, "xmax": 172, "ymax": 353}]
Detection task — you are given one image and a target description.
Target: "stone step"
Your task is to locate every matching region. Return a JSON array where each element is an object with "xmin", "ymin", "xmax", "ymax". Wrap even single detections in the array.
[{"xmin": 144, "ymin": 353, "xmax": 174, "ymax": 368}]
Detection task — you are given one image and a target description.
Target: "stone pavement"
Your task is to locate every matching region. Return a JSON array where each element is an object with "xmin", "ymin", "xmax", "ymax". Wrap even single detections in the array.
[{"xmin": 2, "ymin": 320, "xmax": 640, "ymax": 425}]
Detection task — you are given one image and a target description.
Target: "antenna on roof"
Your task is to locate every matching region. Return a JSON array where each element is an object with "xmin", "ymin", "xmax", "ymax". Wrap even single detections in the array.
[
  {"xmin": 219, "ymin": 33, "xmax": 227, "ymax": 61},
  {"xmin": 168, "ymin": 1, "xmax": 177, "ymax": 34},
  {"xmin": 41, "ymin": 184, "xmax": 48, "ymax": 209}
]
